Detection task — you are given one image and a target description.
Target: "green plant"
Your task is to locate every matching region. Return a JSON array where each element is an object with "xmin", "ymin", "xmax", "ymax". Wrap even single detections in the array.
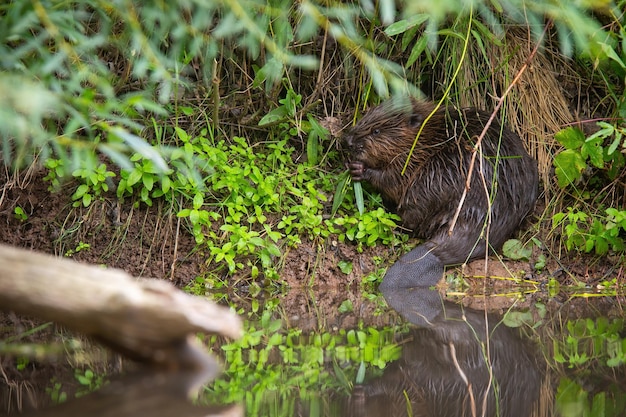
[
  {"xmin": 338, "ymin": 299, "xmax": 354, "ymax": 313},
  {"xmin": 64, "ymin": 242, "xmax": 91, "ymax": 257},
  {"xmin": 553, "ymin": 207, "xmax": 626, "ymax": 255},
  {"xmin": 174, "ymin": 134, "xmax": 290, "ymax": 275},
  {"xmin": 502, "ymin": 238, "xmax": 533, "ymax": 261},
  {"xmin": 42, "ymin": 158, "xmax": 67, "ymax": 190},
  {"xmin": 338, "ymin": 260, "xmax": 353, "ymax": 275},
  {"xmin": 116, "ymin": 153, "xmax": 170, "ymax": 207},
  {"xmin": 13, "ymin": 206, "xmax": 27, "ymax": 222},
  {"xmin": 553, "ymin": 317, "xmax": 626, "ymax": 416},
  {"xmin": 71, "ymin": 163, "xmax": 116, "ymax": 207},
  {"xmin": 164, "ymin": 109, "xmax": 405, "ymax": 280},
  {"xmin": 330, "ymin": 208, "xmax": 403, "ymax": 252},
  {"xmin": 259, "ymin": 85, "xmax": 329, "ymax": 166},
  {"xmin": 177, "ymin": 193, "xmax": 221, "ymax": 245},
  {"xmin": 553, "ymin": 126, "xmax": 625, "ymax": 189},
  {"xmin": 210, "ymin": 224, "xmax": 281, "ymax": 273},
  {"xmin": 551, "ymin": 121, "xmax": 626, "ymax": 255},
  {"xmin": 16, "ymin": 357, "xmax": 29, "ymax": 371}
]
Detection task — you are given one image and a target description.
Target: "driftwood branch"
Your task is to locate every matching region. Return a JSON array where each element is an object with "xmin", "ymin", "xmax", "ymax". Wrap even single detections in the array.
[{"xmin": 0, "ymin": 243, "xmax": 242, "ymax": 368}]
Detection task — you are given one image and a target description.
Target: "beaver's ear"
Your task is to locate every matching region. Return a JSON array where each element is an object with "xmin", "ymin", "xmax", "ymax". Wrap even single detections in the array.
[{"xmin": 409, "ymin": 113, "xmax": 424, "ymax": 128}]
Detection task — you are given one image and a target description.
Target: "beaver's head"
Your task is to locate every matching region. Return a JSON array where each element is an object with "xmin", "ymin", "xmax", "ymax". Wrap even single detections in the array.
[{"xmin": 343, "ymin": 97, "xmax": 431, "ymax": 169}]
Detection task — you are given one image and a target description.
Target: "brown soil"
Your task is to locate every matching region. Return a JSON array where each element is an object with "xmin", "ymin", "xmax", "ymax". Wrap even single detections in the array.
[{"xmin": 0, "ymin": 167, "xmax": 201, "ymax": 286}]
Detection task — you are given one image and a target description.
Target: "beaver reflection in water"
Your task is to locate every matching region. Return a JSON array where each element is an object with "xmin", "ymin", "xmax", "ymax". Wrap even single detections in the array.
[{"xmin": 343, "ymin": 97, "xmax": 538, "ymax": 289}]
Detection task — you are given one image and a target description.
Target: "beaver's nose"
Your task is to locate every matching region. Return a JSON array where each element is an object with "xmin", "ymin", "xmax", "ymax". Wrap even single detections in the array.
[{"xmin": 343, "ymin": 134, "xmax": 354, "ymax": 148}]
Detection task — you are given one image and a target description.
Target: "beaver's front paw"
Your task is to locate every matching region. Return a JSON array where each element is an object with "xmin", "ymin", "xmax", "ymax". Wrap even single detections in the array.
[{"xmin": 347, "ymin": 161, "xmax": 366, "ymax": 181}]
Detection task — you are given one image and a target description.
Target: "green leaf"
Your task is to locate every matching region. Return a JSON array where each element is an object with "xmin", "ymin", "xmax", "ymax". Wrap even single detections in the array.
[
  {"xmin": 607, "ymin": 129, "xmax": 622, "ymax": 155},
  {"xmin": 332, "ymin": 171, "xmax": 351, "ymax": 216},
  {"xmin": 599, "ymin": 42, "xmax": 626, "ymax": 68},
  {"xmin": 161, "ymin": 176, "xmax": 171, "ymax": 193},
  {"xmin": 502, "ymin": 239, "xmax": 532, "ymax": 261},
  {"xmin": 338, "ymin": 299, "xmax": 354, "ymax": 313},
  {"xmin": 554, "ymin": 149, "xmax": 586, "ymax": 188},
  {"xmin": 385, "ymin": 14, "xmax": 428, "ymax": 36},
  {"xmin": 356, "ymin": 361, "xmax": 366, "ymax": 384},
  {"xmin": 400, "ymin": 24, "xmax": 420, "ymax": 52},
  {"xmin": 338, "ymin": 260, "xmax": 353, "ymax": 275},
  {"xmin": 127, "ymin": 169, "xmax": 142, "ymax": 187},
  {"xmin": 142, "ymin": 174, "xmax": 154, "ymax": 191},
  {"xmin": 554, "ymin": 127, "xmax": 585, "ymax": 149},
  {"xmin": 268, "ymin": 333, "xmax": 283, "ymax": 346},
  {"xmin": 502, "ymin": 310, "xmax": 533, "ymax": 327},
  {"xmin": 189, "ymin": 209, "xmax": 199, "ymax": 224},
  {"xmin": 258, "ymin": 106, "xmax": 288, "ymax": 126},
  {"xmin": 406, "ymin": 35, "xmax": 428, "ymax": 68},
  {"xmin": 354, "ymin": 181, "xmax": 364, "ymax": 215},
  {"xmin": 379, "ymin": 0, "xmax": 396, "ymax": 25},
  {"xmin": 193, "ymin": 193, "xmax": 204, "ymax": 210},
  {"xmin": 581, "ymin": 137, "xmax": 604, "ymax": 168},
  {"xmin": 307, "ymin": 129, "xmax": 319, "ymax": 166},
  {"xmin": 73, "ymin": 184, "xmax": 89, "ymax": 199}
]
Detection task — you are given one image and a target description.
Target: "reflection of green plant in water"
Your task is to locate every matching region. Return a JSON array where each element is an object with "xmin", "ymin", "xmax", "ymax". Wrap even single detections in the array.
[
  {"xmin": 552, "ymin": 318, "xmax": 626, "ymax": 368},
  {"xmin": 548, "ymin": 317, "xmax": 626, "ymax": 417},
  {"xmin": 557, "ymin": 377, "xmax": 626, "ymax": 417},
  {"xmin": 202, "ymin": 307, "xmax": 407, "ymax": 409},
  {"xmin": 45, "ymin": 370, "xmax": 107, "ymax": 403},
  {"xmin": 46, "ymin": 378, "xmax": 67, "ymax": 404},
  {"xmin": 75, "ymin": 368, "xmax": 107, "ymax": 397}
]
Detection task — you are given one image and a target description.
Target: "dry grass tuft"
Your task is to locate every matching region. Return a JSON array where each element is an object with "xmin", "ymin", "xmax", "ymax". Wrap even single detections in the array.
[
  {"xmin": 494, "ymin": 29, "xmax": 574, "ymax": 201},
  {"xmin": 455, "ymin": 27, "xmax": 574, "ymax": 204}
]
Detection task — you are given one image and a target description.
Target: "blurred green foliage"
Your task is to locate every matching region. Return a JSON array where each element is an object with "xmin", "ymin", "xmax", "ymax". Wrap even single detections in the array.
[{"xmin": 0, "ymin": 0, "xmax": 615, "ymax": 173}]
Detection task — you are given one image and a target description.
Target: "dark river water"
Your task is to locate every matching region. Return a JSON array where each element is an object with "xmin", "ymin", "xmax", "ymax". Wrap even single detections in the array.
[{"xmin": 2, "ymin": 287, "xmax": 626, "ymax": 417}]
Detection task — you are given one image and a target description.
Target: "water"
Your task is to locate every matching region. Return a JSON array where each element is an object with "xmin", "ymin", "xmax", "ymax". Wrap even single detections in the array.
[{"xmin": 2, "ymin": 287, "xmax": 626, "ymax": 417}]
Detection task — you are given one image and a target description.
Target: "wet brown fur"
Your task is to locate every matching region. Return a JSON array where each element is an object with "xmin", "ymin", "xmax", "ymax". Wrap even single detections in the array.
[{"xmin": 344, "ymin": 97, "xmax": 538, "ymax": 264}]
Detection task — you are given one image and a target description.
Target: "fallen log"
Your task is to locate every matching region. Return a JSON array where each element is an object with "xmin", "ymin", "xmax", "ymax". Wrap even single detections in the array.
[{"xmin": 0, "ymin": 243, "xmax": 242, "ymax": 368}]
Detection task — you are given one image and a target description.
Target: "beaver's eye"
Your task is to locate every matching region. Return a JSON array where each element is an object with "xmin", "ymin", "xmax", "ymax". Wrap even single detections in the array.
[{"xmin": 372, "ymin": 128, "xmax": 380, "ymax": 135}]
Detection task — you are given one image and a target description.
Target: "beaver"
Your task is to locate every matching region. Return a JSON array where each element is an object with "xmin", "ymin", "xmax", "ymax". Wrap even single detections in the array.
[
  {"xmin": 343, "ymin": 97, "xmax": 538, "ymax": 289},
  {"xmin": 348, "ymin": 287, "xmax": 544, "ymax": 417}
]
